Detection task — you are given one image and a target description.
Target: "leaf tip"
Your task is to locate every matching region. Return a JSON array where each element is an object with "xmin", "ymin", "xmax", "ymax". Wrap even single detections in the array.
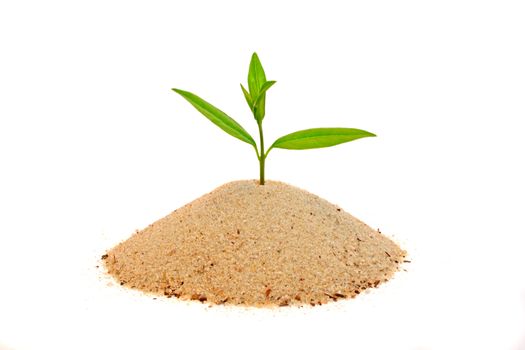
[{"xmin": 250, "ymin": 52, "xmax": 262, "ymax": 66}]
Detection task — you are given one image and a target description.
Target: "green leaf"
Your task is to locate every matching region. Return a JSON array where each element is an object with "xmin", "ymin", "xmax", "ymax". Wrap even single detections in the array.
[
  {"xmin": 253, "ymin": 80, "xmax": 276, "ymax": 109},
  {"xmin": 270, "ymin": 128, "xmax": 376, "ymax": 150},
  {"xmin": 253, "ymin": 80, "xmax": 276, "ymax": 123},
  {"xmin": 172, "ymin": 88, "xmax": 256, "ymax": 146},
  {"xmin": 254, "ymin": 94, "xmax": 266, "ymax": 123},
  {"xmin": 240, "ymin": 84, "xmax": 253, "ymax": 112},
  {"xmin": 248, "ymin": 52, "xmax": 267, "ymax": 99}
]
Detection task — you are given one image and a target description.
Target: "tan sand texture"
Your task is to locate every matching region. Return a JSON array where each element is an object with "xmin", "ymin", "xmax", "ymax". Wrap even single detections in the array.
[{"xmin": 103, "ymin": 180, "xmax": 406, "ymax": 306}]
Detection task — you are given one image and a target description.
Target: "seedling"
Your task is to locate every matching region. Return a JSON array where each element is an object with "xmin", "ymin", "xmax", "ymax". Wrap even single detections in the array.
[{"xmin": 172, "ymin": 53, "xmax": 375, "ymax": 185}]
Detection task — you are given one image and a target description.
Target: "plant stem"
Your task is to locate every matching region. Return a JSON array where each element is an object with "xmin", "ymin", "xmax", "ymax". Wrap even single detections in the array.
[{"xmin": 257, "ymin": 120, "xmax": 265, "ymax": 185}]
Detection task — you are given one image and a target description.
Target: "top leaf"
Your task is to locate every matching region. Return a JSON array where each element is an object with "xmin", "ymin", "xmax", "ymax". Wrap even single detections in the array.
[
  {"xmin": 172, "ymin": 88, "xmax": 256, "ymax": 147},
  {"xmin": 253, "ymin": 80, "xmax": 276, "ymax": 122},
  {"xmin": 248, "ymin": 52, "xmax": 267, "ymax": 99},
  {"xmin": 253, "ymin": 80, "xmax": 276, "ymax": 109},
  {"xmin": 240, "ymin": 84, "xmax": 253, "ymax": 112},
  {"xmin": 269, "ymin": 128, "xmax": 376, "ymax": 151}
]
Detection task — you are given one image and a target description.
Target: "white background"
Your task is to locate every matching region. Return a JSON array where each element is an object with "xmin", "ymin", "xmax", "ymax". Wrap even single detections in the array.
[{"xmin": 1, "ymin": 1, "xmax": 524, "ymax": 349}]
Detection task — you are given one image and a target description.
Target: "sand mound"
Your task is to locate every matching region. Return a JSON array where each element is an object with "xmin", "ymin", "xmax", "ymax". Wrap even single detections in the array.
[{"xmin": 103, "ymin": 180, "xmax": 405, "ymax": 306}]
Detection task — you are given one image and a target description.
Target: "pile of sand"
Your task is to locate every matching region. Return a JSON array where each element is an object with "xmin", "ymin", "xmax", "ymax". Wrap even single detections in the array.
[{"xmin": 103, "ymin": 180, "xmax": 405, "ymax": 306}]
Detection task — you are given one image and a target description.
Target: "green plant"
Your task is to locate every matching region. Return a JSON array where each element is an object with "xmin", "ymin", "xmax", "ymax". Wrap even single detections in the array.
[{"xmin": 172, "ymin": 53, "xmax": 376, "ymax": 185}]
